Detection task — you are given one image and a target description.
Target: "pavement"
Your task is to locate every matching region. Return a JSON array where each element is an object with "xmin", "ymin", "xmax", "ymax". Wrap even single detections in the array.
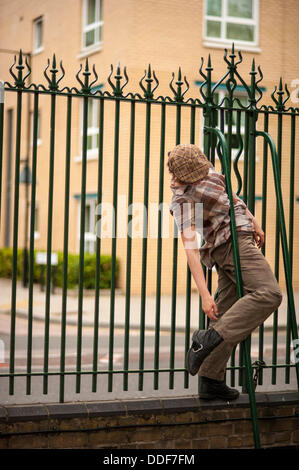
[{"xmin": 0, "ymin": 278, "xmax": 298, "ymax": 331}]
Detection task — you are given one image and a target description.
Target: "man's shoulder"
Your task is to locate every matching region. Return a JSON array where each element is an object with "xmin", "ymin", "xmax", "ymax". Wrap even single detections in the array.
[
  {"xmin": 194, "ymin": 165, "xmax": 225, "ymax": 190},
  {"xmin": 207, "ymin": 165, "xmax": 224, "ymax": 179}
]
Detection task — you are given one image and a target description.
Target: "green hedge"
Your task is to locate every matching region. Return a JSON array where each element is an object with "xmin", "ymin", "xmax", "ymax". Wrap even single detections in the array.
[{"xmin": 0, "ymin": 248, "xmax": 119, "ymax": 290}]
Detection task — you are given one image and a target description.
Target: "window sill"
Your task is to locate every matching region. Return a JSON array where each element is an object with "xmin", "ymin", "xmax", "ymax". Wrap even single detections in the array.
[
  {"xmin": 77, "ymin": 43, "xmax": 103, "ymax": 59},
  {"xmin": 30, "ymin": 140, "xmax": 42, "ymax": 148},
  {"xmin": 203, "ymin": 40, "xmax": 261, "ymax": 53},
  {"xmin": 74, "ymin": 152, "xmax": 98, "ymax": 162},
  {"xmin": 79, "ymin": 232, "xmax": 96, "ymax": 242},
  {"xmin": 32, "ymin": 46, "xmax": 44, "ymax": 56}
]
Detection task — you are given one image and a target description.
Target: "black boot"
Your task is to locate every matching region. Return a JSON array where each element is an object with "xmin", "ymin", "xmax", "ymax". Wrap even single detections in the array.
[
  {"xmin": 199, "ymin": 376, "xmax": 240, "ymax": 401},
  {"xmin": 186, "ymin": 328, "xmax": 223, "ymax": 376}
]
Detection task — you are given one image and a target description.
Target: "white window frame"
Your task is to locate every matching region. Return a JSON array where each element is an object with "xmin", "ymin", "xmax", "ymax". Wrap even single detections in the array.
[
  {"xmin": 199, "ymin": 89, "xmax": 251, "ymax": 161},
  {"xmin": 34, "ymin": 204, "xmax": 40, "ymax": 240},
  {"xmin": 77, "ymin": 198, "xmax": 97, "ymax": 254},
  {"xmin": 80, "ymin": 0, "xmax": 103, "ymax": 56},
  {"xmin": 75, "ymin": 97, "xmax": 99, "ymax": 162},
  {"xmin": 33, "ymin": 16, "xmax": 44, "ymax": 54},
  {"xmin": 218, "ymin": 89, "xmax": 247, "ymax": 160},
  {"xmin": 29, "ymin": 110, "xmax": 42, "ymax": 147},
  {"xmin": 203, "ymin": 0, "xmax": 260, "ymax": 52}
]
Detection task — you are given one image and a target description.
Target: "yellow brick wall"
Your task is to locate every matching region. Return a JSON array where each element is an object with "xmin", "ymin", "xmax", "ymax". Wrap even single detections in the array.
[{"xmin": 0, "ymin": 0, "xmax": 298, "ymax": 294}]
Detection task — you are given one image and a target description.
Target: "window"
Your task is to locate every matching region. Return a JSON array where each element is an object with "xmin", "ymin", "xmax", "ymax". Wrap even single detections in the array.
[
  {"xmin": 82, "ymin": 0, "xmax": 103, "ymax": 50},
  {"xmin": 34, "ymin": 205, "xmax": 40, "ymax": 240},
  {"xmin": 75, "ymin": 87, "xmax": 104, "ymax": 161},
  {"xmin": 204, "ymin": 0, "xmax": 259, "ymax": 47},
  {"xmin": 215, "ymin": 91, "xmax": 248, "ymax": 157},
  {"xmin": 29, "ymin": 110, "xmax": 42, "ymax": 147},
  {"xmin": 87, "ymin": 98, "xmax": 99, "ymax": 152},
  {"xmin": 77, "ymin": 198, "xmax": 96, "ymax": 254},
  {"xmin": 33, "ymin": 16, "xmax": 44, "ymax": 53},
  {"xmin": 200, "ymin": 90, "xmax": 249, "ymax": 159}
]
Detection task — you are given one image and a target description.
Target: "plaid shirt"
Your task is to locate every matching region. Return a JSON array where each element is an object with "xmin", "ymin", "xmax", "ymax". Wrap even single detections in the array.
[{"xmin": 169, "ymin": 165, "xmax": 254, "ymax": 269}]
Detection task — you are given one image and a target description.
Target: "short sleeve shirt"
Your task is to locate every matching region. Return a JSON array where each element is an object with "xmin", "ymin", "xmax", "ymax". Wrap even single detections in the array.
[{"xmin": 169, "ymin": 165, "xmax": 255, "ymax": 269}]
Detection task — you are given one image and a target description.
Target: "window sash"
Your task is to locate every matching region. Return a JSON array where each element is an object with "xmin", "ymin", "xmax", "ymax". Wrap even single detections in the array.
[
  {"xmin": 80, "ymin": 99, "xmax": 99, "ymax": 153},
  {"xmin": 199, "ymin": 90, "xmax": 248, "ymax": 156},
  {"xmin": 33, "ymin": 17, "xmax": 43, "ymax": 51},
  {"xmin": 204, "ymin": 0, "xmax": 258, "ymax": 44},
  {"xmin": 82, "ymin": 0, "xmax": 103, "ymax": 48},
  {"xmin": 84, "ymin": 20, "xmax": 103, "ymax": 32},
  {"xmin": 214, "ymin": 90, "xmax": 248, "ymax": 129},
  {"xmin": 205, "ymin": 15, "xmax": 256, "ymax": 25},
  {"xmin": 29, "ymin": 110, "xmax": 42, "ymax": 146},
  {"xmin": 77, "ymin": 199, "xmax": 96, "ymax": 253}
]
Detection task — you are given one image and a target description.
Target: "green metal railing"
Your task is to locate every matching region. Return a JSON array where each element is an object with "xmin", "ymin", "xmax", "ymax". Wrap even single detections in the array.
[
  {"xmin": 204, "ymin": 125, "xmax": 261, "ymax": 448},
  {"xmin": 204, "ymin": 124, "xmax": 299, "ymax": 448},
  {"xmin": 0, "ymin": 45, "xmax": 299, "ymax": 449}
]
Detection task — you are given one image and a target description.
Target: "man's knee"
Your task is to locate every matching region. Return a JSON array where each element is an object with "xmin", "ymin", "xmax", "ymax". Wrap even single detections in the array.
[{"xmin": 269, "ymin": 284, "xmax": 283, "ymax": 310}]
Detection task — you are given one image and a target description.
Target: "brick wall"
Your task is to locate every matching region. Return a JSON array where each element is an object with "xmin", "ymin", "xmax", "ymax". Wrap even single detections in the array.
[{"xmin": 0, "ymin": 391, "xmax": 299, "ymax": 449}]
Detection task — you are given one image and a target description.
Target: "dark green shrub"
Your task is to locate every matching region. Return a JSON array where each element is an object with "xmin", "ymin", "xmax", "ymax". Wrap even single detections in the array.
[{"xmin": 0, "ymin": 248, "xmax": 119, "ymax": 290}]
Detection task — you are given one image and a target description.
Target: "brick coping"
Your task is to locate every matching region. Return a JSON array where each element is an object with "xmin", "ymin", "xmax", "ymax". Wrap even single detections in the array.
[{"xmin": 0, "ymin": 391, "xmax": 298, "ymax": 423}]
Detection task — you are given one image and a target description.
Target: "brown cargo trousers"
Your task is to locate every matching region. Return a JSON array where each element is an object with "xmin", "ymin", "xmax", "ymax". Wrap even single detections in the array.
[{"xmin": 198, "ymin": 232, "xmax": 283, "ymax": 381}]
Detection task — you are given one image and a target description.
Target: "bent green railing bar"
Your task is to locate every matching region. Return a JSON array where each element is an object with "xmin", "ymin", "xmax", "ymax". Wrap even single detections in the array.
[
  {"xmin": 272, "ymin": 106, "xmax": 283, "ymax": 385},
  {"xmin": 231, "ymin": 109, "xmax": 243, "ymax": 388},
  {"xmin": 240, "ymin": 106, "xmax": 256, "ymax": 393},
  {"xmin": 257, "ymin": 111, "xmax": 269, "ymax": 386},
  {"xmin": 285, "ymin": 111, "xmax": 296, "ymax": 384},
  {"xmin": 204, "ymin": 126, "xmax": 261, "ymax": 449},
  {"xmin": 255, "ymin": 130, "xmax": 299, "ymax": 387}
]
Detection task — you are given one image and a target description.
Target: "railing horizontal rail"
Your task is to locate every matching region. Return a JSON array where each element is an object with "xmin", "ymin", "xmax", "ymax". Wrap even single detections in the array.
[
  {"xmin": 3, "ymin": 86, "xmax": 299, "ymax": 115},
  {"xmin": 1, "ymin": 363, "xmax": 296, "ymax": 378}
]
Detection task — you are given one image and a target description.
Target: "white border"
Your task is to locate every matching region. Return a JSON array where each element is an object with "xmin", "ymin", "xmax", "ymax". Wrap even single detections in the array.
[
  {"xmin": 75, "ymin": 97, "xmax": 99, "ymax": 162},
  {"xmin": 79, "ymin": 0, "xmax": 103, "ymax": 56},
  {"xmin": 33, "ymin": 16, "xmax": 44, "ymax": 54},
  {"xmin": 199, "ymin": 89, "xmax": 259, "ymax": 162},
  {"xmin": 203, "ymin": 0, "xmax": 260, "ymax": 51},
  {"xmin": 76, "ymin": 198, "xmax": 96, "ymax": 253}
]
